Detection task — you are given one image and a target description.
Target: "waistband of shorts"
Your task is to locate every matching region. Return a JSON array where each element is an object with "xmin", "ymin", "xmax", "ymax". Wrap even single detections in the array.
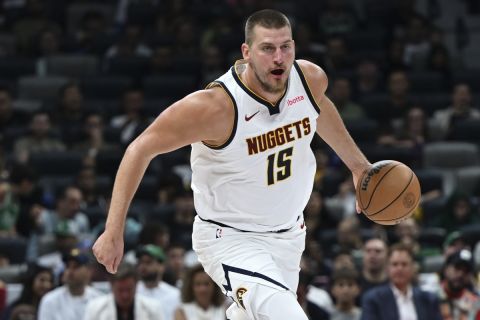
[{"xmin": 196, "ymin": 215, "xmax": 300, "ymax": 233}]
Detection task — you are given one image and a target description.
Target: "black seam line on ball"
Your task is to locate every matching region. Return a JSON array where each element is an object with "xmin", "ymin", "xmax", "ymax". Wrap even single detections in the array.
[
  {"xmin": 373, "ymin": 190, "xmax": 420, "ymax": 221},
  {"xmin": 364, "ymin": 164, "xmax": 401, "ymax": 210},
  {"xmin": 367, "ymin": 171, "xmax": 413, "ymax": 217}
]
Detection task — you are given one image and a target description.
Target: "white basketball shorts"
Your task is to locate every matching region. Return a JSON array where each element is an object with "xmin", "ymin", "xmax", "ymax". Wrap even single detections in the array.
[{"xmin": 192, "ymin": 215, "xmax": 306, "ymax": 308}]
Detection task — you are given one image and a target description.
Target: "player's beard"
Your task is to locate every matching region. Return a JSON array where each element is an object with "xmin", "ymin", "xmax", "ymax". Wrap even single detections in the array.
[{"xmin": 251, "ymin": 62, "xmax": 286, "ymax": 94}]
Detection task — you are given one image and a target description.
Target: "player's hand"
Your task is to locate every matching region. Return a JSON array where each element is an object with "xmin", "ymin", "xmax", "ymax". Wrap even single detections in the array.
[{"xmin": 92, "ymin": 230, "xmax": 124, "ymax": 274}]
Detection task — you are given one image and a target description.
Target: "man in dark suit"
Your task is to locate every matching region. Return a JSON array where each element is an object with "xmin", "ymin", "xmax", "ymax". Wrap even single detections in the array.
[{"xmin": 361, "ymin": 243, "xmax": 442, "ymax": 320}]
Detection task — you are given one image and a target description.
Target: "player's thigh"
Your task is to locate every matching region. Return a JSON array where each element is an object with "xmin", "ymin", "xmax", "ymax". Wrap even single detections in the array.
[
  {"xmin": 192, "ymin": 219, "xmax": 292, "ymax": 295},
  {"xmin": 267, "ymin": 223, "xmax": 306, "ymax": 291}
]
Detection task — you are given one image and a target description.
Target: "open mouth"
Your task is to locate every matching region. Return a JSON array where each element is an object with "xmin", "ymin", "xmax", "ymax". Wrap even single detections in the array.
[{"xmin": 271, "ymin": 69, "xmax": 284, "ymax": 76}]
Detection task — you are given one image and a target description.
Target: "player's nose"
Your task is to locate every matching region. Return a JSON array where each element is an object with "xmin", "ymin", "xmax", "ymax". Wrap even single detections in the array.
[{"xmin": 273, "ymin": 48, "xmax": 283, "ymax": 64}]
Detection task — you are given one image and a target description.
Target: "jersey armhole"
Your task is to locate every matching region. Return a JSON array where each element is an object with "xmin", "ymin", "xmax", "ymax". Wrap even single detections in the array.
[
  {"xmin": 293, "ymin": 61, "xmax": 321, "ymax": 115},
  {"xmin": 202, "ymin": 81, "xmax": 238, "ymax": 150}
]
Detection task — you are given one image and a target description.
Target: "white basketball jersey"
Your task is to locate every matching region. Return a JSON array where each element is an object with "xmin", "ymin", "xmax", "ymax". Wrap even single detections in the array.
[{"xmin": 191, "ymin": 60, "xmax": 320, "ymax": 232}]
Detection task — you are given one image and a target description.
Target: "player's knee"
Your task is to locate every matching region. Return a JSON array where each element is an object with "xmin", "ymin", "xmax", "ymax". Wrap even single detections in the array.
[{"xmin": 256, "ymin": 290, "xmax": 308, "ymax": 320}]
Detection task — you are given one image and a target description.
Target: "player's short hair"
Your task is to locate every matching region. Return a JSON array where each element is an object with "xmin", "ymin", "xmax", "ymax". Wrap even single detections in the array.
[{"xmin": 244, "ymin": 9, "xmax": 291, "ymax": 45}]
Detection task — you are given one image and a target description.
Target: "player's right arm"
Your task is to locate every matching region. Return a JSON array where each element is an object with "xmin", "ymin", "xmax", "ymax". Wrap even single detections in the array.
[{"xmin": 93, "ymin": 87, "xmax": 233, "ymax": 273}]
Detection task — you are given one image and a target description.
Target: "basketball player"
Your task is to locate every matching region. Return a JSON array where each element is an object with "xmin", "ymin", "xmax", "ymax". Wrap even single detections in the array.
[{"xmin": 93, "ymin": 9, "xmax": 370, "ymax": 320}]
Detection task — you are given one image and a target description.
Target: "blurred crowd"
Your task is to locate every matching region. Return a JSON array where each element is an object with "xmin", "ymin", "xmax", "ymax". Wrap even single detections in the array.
[{"xmin": 1, "ymin": 0, "xmax": 480, "ymax": 319}]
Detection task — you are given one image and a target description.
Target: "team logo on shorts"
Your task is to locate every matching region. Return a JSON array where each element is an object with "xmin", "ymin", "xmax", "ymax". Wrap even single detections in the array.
[{"xmin": 236, "ymin": 287, "xmax": 248, "ymax": 310}]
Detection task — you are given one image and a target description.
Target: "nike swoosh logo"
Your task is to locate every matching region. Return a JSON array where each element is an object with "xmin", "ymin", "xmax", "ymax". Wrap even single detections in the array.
[{"xmin": 245, "ymin": 111, "xmax": 260, "ymax": 121}]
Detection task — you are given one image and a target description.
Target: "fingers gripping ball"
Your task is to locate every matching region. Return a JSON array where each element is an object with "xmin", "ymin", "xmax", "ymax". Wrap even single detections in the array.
[{"xmin": 356, "ymin": 160, "xmax": 421, "ymax": 225}]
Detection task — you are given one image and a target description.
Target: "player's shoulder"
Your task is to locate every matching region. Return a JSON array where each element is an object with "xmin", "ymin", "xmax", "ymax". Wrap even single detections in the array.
[
  {"xmin": 181, "ymin": 85, "xmax": 231, "ymax": 114},
  {"xmin": 296, "ymin": 59, "xmax": 328, "ymax": 91}
]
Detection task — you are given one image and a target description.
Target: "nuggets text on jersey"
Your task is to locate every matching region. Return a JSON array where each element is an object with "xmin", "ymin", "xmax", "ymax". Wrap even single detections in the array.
[{"xmin": 246, "ymin": 117, "xmax": 311, "ymax": 155}]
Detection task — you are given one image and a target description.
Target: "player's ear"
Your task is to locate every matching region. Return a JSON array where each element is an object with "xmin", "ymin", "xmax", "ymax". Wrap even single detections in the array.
[{"xmin": 241, "ymin": 43, "xmax": 250, "ymax": 60}]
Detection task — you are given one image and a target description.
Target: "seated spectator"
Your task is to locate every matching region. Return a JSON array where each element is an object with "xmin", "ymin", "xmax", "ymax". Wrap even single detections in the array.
[
  {"xmin": 75, "ymin": 167, "xmax": 108, "ymax": 209},
  {"xmin": 330, "ymin": 267, "xmax": 361, "ymax": 320},
  {"xmin": 354, "ymin": 60, "xmax": 382, "ymax": 97},
  {"xmin": 359, "ymin": 238, "xmax": 388, "ymax": 296},
  {"xmin": 378, "ymin": 107, "xmax": 429, "ymax": 151},
  {"xmin": 323, "ymin": 36, "xmax": 354, "ymax": 74},
  {"xmin": 329, "ymin": 77, "xmax": 366, "ymax": 122},
  {"xmin": 13, "ymin": 112, "xmax": 65, "ymax": 163},
  {"xmin": 110, "ymin": 87, "xmax": 151, "ymax": 145},
  {"xmin": 38, "ymin": 249, "xmax": 102, "ymax": 320},
  {"xmin": 294, "ymin": 23, "xmax": 325, "ymax": 64},
  {"xmin": 35, "ymin": 27, "xmax": 63, "ymax": 76},
  {"xmin": 36, "ymin": 221, "xmax": 79, "ymax": 283},
  {"xmin": 168, "ymin": 188, "xmax": 195, "ymax": 248},
  {"xmin": 1, "ymin": 263, "xmax": 53, "ymax": 320},
  {"xmin": 9, "ymin": 163, "xmax": 45, "ymax": 240},
  {"xmin": 54, "ymin": 82, "xmax": 86, "ymax": 146},
  {"xmin": 305, "ymin": 190, "xmax": 338, "ymax": 235},
  {"xmin": 382, "ymin": 70, "xmax": 413, "ymax": 123},
  {"xmin": 164, "ymin": 243, "xmax": 187, "ymax": 288},
  {"xmin": 0, "ymin": 181, "xmax": 19, "ymax": 237},
  {"xmin": 330, "ymin": 216, "xmax": 363, "ymax": 258},
  {"xmin": 427, "ymin": 45, "xmax": 451, "ymax": 78},
  {"xmin": 386, "ymin": 40, "xmax": 408, "ymax": 72},
  {"xmin": 438, "ymin": 249, "xmax": 480, "ymax": 319},
  {"xmin": 302, "ymin": 237, "xmax": 331, "ymax": 288},
  {"xmin": 200, "ymin": 45, "xmax": 225, "ymax": 86},
  {"xmin": 361, "ymin": 243, "xmax": 442, "ymax": 319},
  {"xmin": 403, "ymin": 16, "xmax": 431, "ymax": 70},
  {"xmin": 433, "ymin": 191, "xmax": 479, "ymax": 233},
  {"xmin": 38, "ymin": 185, "xmax": 89, "ymax": 238},
  {"xmin": 124, "ymin": 223, "xmax": 171, "ymax": 265},
  {"xmin": 12, "ymin": 0, "xmax": 61, "ymax": 54},
  {"xmin": 0, "ymin": 85, "xmax": 28, "ymax": 132},
  {"xmin": 325, "ymin": 178, "xmax": 357, "ymax": 220},
  {"xmin": 105, "ymin": 23, "xmax": 152, "ymax": 59},
  {"xmin": 393, "ymin": 218, "xmax": 421, "ymax": 256},
  {"xmin": 444, "ymin": 231, "xmax": 470, "ymax": 259},
  {"xmin": 136, "ymin": 244, "xmax": 181, "ymax": 320},
  {"xmin": 319, "ymin": 0, "xmax": 357, "ymax": 36},
  {"xmin": 297, "ymin": 271, "xmax": 331, "ymax": 319},
  {"xmin": 150, "ymin": 46, "xmax": 175, "ymax": 75},
  {"xmin": 174, "ymin": 264, "xmax": 225, "ymax": 320},
  {"xmin": 432, "ymin": 83, "xmax": 480, "ymax": 139},
  {"xmin": 10, "ymin": 304, "xmax": 36, "ymax": 320},
  {"xmin": 74, "ymin": 113, "xmax": 120, "ymax": 166},
  {"xmin": 70, "ymin": 10, "xmax": 110, "ymax": 55},
  {"xmin": 84, "ymin": 263, "xmax": 164, "ymax": 320}
]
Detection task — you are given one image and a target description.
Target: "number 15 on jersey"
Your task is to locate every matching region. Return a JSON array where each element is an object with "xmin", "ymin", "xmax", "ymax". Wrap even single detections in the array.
[{"xmin": 267, "ymin": 147, "xmax": 293, "ymax": 185}]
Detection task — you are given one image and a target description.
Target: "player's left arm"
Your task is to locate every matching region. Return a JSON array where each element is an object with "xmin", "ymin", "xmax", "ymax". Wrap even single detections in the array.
[{"xmin": 297, "ymin": 60, "xmax": 370, "ymax": 200}]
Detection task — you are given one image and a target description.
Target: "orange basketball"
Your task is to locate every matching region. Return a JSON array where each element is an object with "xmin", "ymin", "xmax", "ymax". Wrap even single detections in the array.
[{"xmin": 356, "ymin": 160, "xmax": 421, "ymax": 225}]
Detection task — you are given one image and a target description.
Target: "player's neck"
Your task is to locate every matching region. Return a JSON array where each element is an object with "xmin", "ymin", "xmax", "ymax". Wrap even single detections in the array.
[{"xmin": 242, "ymin": 64, "xmax": 285, "ymax": 105}]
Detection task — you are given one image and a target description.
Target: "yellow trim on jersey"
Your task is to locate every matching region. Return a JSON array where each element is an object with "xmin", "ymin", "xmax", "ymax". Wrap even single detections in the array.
[
  {"xmin": 202, "ymin": 82, "xmax": 236, "ymax": 148},
  {"xmin": 234, "ymin": 60, "xmax": 286, "ymax": 107}
]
